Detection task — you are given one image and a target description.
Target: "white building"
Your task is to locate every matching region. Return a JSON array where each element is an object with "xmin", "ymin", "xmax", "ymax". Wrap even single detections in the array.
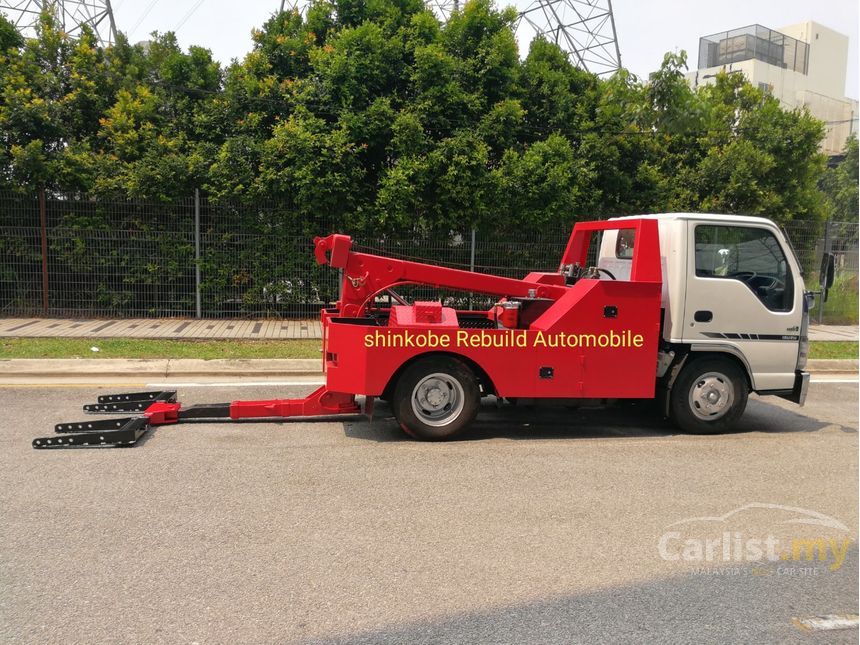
[{"xmin": 688, "ymin": 21, "xmax": 858, "ymax": 156}]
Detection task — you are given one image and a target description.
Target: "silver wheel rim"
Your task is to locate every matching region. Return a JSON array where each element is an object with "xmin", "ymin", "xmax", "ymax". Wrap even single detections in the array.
[
  {"xmin": 411, "ymin": 372, "xmax": 465, "ymax": 427},
  {"xmin": 688, "ymin": 371, "xmax": 734, "ymax": 421}
]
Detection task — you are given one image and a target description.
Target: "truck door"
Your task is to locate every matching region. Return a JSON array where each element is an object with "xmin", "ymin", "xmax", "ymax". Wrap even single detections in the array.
[{"xmin": 682, "ymin": 223, "xmax": 803, "ymax": 391}]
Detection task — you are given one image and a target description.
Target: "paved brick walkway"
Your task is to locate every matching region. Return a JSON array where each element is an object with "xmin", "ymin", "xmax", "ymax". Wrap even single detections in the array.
[
  {"xmin": 808, "ymin": 324, "xmax": 859, "ymax": 341},
  {"xmin": 0, "ymin": 318, "xmax": 322, "ymax": 339},
  {"xmin": 0, "ymin": 317, "xmax": 856, "ymax": 342}
]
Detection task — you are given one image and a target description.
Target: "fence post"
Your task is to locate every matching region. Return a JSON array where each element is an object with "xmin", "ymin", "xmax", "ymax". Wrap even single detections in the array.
[
  {"xmin": 194, "ymin": 189, "xmax": 202, "ymax": 319},
  {"xmin": 470, "ymin": 229, "xmax": 476, "ymax": 272},
  {"xmin": 38, "ymin": 188, "xmax": 48, "ymax": 315},
  {"xmin": 469, "ymin": 229, "xmax": 476, "ymax": 309},
  {"xmin": 818, "ymin": 219, "xmax": 832, "ymax": 324}
]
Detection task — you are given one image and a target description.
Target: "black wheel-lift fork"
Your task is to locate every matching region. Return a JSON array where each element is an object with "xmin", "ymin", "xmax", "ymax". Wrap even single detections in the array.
[
  {"xmin": 32, "ymin": 391, "xmax": 183, "ymax": 449},
  {"xmin": 32, "ymin": 386, "xmax": 364, "ymax": 449}
]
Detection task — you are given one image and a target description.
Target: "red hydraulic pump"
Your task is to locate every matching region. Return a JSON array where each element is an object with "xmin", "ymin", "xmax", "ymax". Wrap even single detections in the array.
[{"xmin": 33, "ymin": 219, "xmax": 662, "ymax": 448}]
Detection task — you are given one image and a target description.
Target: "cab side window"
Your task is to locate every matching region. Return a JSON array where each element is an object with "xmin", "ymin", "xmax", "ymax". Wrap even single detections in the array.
[
  {"xmin": 694, "ymin": 225, "xmax": 793, "ymax": 312},
  {"xmin": 615, "ymin": 229, "xmax": 635, "ymax": 259}
]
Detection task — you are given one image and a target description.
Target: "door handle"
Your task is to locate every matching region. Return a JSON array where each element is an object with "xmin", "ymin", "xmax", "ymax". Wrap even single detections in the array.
[{"xmin": 694, "ymin": 310, "xmax": 713, "ymax": 323}]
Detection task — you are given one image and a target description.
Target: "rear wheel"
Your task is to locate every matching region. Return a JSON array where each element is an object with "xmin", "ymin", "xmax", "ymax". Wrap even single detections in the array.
[
  {"xmin": 670, "ymin": 357, "xmax": 748, "ymax": 434},
  {"xmin": 392, "ymin": 356, "xmax": 480, "ymax": 440}
]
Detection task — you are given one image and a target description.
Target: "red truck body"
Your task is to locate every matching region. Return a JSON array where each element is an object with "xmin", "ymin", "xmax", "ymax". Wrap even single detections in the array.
[{"xmin": 318, "ymin": 218, "xmax": 662, "ymax": 400}]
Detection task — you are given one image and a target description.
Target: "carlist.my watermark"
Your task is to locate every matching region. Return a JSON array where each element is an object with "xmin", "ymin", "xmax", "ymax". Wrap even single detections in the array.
[{"xmin": 657, "ymin": 503, "xmax": 854, "ymax": 575}]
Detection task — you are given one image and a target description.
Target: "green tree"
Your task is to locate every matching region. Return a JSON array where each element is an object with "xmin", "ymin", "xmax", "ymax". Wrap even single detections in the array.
[
  {"xmin": 0, "ymin": 1, "xmax": 835, "ymax": 228},
  {"xmin": 493, "ymin": 133, "xmax": 594, "ymax": 229},
  {"xmin": 821, "ymin": 135, "xmax": 859, "ymax": 222},
  {"xmin": 651, "ymin": 66, "xmax": 828, "ymax": 223},
  {"xmin": 0, "ymin": 13, "xmax": 23, "ymax": 53}
]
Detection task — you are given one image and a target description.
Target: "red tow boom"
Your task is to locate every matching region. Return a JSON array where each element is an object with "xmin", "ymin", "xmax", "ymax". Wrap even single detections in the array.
[{"xmin": 33, "ymin": 386, "xmax": 363, "ymax": 449}]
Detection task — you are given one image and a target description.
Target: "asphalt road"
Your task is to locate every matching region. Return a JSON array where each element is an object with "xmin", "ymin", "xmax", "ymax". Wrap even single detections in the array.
[{"xmin": 1, "ymin": 379, "xmax": 857, "ymax": 644}]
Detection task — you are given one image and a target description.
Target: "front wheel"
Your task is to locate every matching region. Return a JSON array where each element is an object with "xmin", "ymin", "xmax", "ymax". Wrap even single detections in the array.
[
  {"xmin": 392, "ymin": 356, "xmax": 480, "ymax": 440},
  {"xmin": 670, "ymin": 357, "xmax": 749, "ymax": 434}
]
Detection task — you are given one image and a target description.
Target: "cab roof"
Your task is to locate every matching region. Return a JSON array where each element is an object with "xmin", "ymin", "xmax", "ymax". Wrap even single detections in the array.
[{"xmin": 608, "ymin": 213, "xmax": 777, "ymax": 226}]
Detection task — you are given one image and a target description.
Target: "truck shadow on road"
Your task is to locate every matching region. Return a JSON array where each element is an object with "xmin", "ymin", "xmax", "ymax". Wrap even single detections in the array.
[
  {"xmin": 304, "ymin": 543, "xmax": 859, "ymax": 645},
  {"xmin": 344, "ymin": 396, "xmax": 844, "ymax": 443}
]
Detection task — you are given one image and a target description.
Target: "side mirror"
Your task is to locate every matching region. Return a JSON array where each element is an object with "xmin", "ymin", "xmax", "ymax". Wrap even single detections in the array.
[{"xmin": 819, "ymin": 253, "xmax": 835, "ymax": 302}]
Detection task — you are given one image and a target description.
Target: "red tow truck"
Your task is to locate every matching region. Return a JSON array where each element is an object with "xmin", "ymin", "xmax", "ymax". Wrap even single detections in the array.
[{"xmin": 34, "ymin": 214, "xmax": 812, "ymax": 448}]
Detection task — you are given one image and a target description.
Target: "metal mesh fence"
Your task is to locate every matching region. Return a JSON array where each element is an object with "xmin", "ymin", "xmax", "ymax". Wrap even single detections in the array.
[
  {"xmin": 0, "ymin": 190, "xmax": 856, "ymax": 322},
  {"xmin": 783, "ymin": 221, "xmax": 859, "ymax": 276},
  {"xmin": 783, "ymin": 220, "xmax": 859, "ymax": 324},
  {"xmin": 0, "ymin": 193, "xmax": 41, "ymax": 316}
]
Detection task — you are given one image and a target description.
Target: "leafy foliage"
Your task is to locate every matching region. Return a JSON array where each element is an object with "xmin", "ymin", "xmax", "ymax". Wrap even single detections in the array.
[
  {"xmin": 0, "ymin": 5, "xmax": 844, "ymax": 315},
  {"xmin": 821, "ymin": 136, "xmax": 859, "ymax": 222},
  {"xmin": 0, "ymin": 4, "xmax": 835, "ymax": 227}
]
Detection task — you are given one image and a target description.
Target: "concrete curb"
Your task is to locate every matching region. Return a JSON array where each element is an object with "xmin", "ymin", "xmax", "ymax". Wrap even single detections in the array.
[
  {"xmin": 806, "ymin": 359, "xmax": 859, "ymax": 372},
  {"xmin": 0, "ymin": 357, "xmax": 856, "ymax": 377},
  {"xmin": 0, "ymin": 358, "xmax": 322, "ymax": 377}
]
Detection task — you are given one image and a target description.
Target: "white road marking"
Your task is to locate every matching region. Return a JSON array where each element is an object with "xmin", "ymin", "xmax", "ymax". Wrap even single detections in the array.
[
  {"xmin": 0, "ymin": 383, "xmax": 148, "ymax": 388},
  {"xmin": 146, "ymin": 381, "xmax": 326, "ymax": 388},
  {"xmin": 810, "ymin": 378, "xmax": 859, "ymax": 383},
  {"xmin": 792, "ymin": 614, "xmax": 859, "ymax": 632}
]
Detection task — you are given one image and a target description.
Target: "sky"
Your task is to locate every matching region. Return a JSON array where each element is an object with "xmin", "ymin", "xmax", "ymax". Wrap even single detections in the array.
[{"xmin": 110, "ymin": 0, "xmax": 859, "ymax": 98}]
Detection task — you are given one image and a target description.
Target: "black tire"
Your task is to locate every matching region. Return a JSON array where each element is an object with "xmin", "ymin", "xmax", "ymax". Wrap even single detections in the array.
[
  {"xmin": 670, "ymin": 357, "xmax": 749, "ymax": 434},
  {"xmin": 377, "ymin": 383, "xmax": 395, "ymax": 404},
  {"xmin": 392, "ymin": 356, "xmax": 481, "ymax": 440}
]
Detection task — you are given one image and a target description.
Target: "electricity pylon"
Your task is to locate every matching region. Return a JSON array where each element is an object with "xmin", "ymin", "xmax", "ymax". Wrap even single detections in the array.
[
  {"xmin": 0, "ymin": 0, "xmax": 117, "ymax": 46},
  {"xmin": 421, "ymin": 0, "xmax": 622, "ymax": 76},
  {"xmin": 516, "ymin": 0, "xmax": 621, "ymax": 76},
  {"xmin": 272, "ymin": 0, "xmax": 622, "ymax": 75}
]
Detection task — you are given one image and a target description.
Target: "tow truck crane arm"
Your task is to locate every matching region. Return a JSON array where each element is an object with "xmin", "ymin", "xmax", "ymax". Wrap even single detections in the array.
[{"xmin": 313, "ymin": 234, "xmax": 570, "ymax": 317}]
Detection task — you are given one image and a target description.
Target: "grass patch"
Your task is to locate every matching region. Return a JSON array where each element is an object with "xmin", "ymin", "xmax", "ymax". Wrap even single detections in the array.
[
  {"xmin": 808, "ymin": 341, "xmax": 858, "ymax": 360},
  {"xmin": 818, "ymin": 275, "xmax": 859, "ymax": 325},
  {"xmin": 0, "ymin": 338, "xmax": 321, "ymax": 359},
  {"xmin": 0, "ymin": 338, "xmax": 855, "ymax": 361}
]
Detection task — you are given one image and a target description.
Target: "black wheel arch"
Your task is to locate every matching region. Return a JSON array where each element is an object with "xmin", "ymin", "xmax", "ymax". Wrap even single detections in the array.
[
  {"xmin": 659, "ymin": 345, "xmax": 753, "ymax": 417},
  {"xmin": 382, "ymin": 351, "xmax": 495, "ymax": 402},
  {"xmin": 664, "ymin": 345, "xmax": 753, "ymax": 390},
  {"xmin": 687, "ymin": 350, "xmax": 753, "ymax": 390}
]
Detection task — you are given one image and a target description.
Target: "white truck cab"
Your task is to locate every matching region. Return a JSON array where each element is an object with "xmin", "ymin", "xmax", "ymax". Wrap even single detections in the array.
[{"xmin": 599, "ymin": 213, "xmax": 811, "ymax": 433}]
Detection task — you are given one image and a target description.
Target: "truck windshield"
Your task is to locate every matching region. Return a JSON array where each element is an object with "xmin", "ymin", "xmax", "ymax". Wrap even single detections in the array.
[{"xmin": 695, "ymin": 225, "xmax": 794, "ymax": 312}]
